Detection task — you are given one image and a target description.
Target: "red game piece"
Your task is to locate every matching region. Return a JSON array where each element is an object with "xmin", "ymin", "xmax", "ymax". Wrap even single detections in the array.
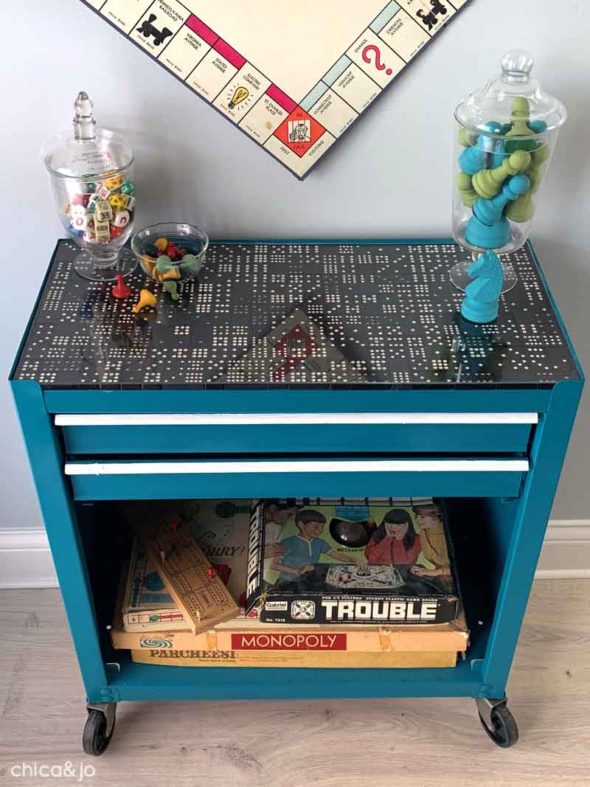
[
  {"xmin": 206, "ymin": 566, "xmax": 217, "ymax": 580},
  {"xmin": 111, "ymin": 273, "xmax": 132, "ymax": 299}
]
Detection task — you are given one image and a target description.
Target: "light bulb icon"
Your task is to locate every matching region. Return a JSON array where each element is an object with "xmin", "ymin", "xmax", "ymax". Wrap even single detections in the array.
[{"xmin": 228, "ymin": 85, "xmax": 249, "ymax": 110}]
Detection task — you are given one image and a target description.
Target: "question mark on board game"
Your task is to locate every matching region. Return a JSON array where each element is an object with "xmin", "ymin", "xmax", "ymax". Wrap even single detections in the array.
[{"xmin": 362, "ymin": 44, "xmax": 393, "ymax": 76}]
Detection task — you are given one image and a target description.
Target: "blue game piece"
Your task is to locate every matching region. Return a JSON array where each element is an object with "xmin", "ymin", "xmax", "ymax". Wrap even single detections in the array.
[
  {"xmin": 528, "ymin": 119, "xmax": 548, "ymax": 134},
  {"xmin": 465, "ymin": 215, "xmax": 510, "ymax": 249},
  {"xmin": 490, "ymin": 137, "xmax": 507, "ymax": 168},
  {"xmin": 460, "ymin": 251, "xmax": 504, "ymax": 323},
  {"xmin": 459, "ymin": 122, "xmax": 505, "ymax": 175},
  {"xmin": 459, "ymin": 145, "xmax": 487, "ymax": 175},
  {"xmin": 473, "ymin": 174, "xmax": 531, "ymax": 227},
  {"xmin": 478, "ymin": 121, "xmax": 505, "ymax": 168}
]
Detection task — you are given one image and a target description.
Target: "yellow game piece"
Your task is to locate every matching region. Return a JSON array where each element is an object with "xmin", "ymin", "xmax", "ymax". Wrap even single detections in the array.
[
  {"xmin": 456, "ymin": 172, "xmax": 478, "ymax": 207},
  {"xmin": 472, "ymin": 150, "xmax": 531, "ymax": 200},
  {"xmin": 142, "ymin": 255, "xmax": 156, "ymax": 275},
  {"xmin": 161, "ymin": 267, "xmax": 181, "ymax": 281},
  {"xmin": 458, "ymin": 128, "xmax": 477, "ymax": 147},
  {"xmin": 132, "ymin": 289, "xmax": 157, "ymax": 314},
  {"xmin": 155, "ymin": 237, "xmax": 168, "ymax": 252}
]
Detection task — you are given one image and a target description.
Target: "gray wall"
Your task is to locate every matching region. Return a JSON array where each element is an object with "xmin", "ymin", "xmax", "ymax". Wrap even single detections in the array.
[{"xmin": 1, "ymin": 0, "xmax": 588, "ymax": 529}]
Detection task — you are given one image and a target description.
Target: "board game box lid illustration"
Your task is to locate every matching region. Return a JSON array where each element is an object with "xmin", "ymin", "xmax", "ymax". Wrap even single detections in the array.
[
  {"xmin": 79, "ymin": 0, "xmax": 471, "ymax": 178},
  {"xmin": 246, "ymin": 498, "xmax": 461, "ymax": 624}
]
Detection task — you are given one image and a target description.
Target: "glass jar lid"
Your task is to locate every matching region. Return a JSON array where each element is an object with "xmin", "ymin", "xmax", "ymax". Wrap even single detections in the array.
[
  {"xmin": 43, "ymin": 92, "xmax": 133, "ymax": 179},
  {"xmin": 455, "ymin": 50, "xmax": 567, "ymax": 137}
]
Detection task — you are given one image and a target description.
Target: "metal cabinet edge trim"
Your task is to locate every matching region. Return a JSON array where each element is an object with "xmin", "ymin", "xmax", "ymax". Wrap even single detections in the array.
[
  {"xmin": 55, "ymin": 412, "xmax": 539, "ymax": 427},
  {"xmin": 64, "ymin": 459, "xmax": 530, "ymax": 476}
]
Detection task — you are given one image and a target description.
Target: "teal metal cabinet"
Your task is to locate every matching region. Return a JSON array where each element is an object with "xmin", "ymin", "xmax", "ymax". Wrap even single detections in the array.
[{"xmin": 11, "ymin": 239, "xmax": 583, "ymax": 754}]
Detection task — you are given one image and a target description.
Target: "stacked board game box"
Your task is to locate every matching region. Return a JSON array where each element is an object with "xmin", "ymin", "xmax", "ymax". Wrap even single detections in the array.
[
  {"xmin": 246, "ymin": 498, "xmax": 460, "ymax": 625},
  {"xmin": 115, "ymin": 499, "xmax": 468, "ymax": 668}
]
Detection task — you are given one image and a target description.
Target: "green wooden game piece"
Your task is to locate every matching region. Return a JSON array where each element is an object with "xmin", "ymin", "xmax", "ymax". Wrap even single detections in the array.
[
  {"xmin": 472, "ymin": 150, "xmax": 531, "ymax": 200},
  {"xmin": 527, "ymin": 145, "xmax": 550, "ymax": 193},
  {"xmin": 507, "ymin": 144, "xmax": 551, "ymax": 222},
  {"xmin": 163, "ymin": 280, "xmax": 180, "ymax": 300},
  {"xmin": 505, "ymin": 191, "xmax": 535, "ymax": 223},
  {"xmin": 505, "ymin": 97, "xmax": 538, "ymax": 154},
  {"xmin": 456, "ymin": 172, "xmax": 478, "ymax": 207},
  {"xmin": 156, "ymin": 254, "xmax": 172, "ymax": 274},
  {"xmin": 179, "ymin": 254, "xmax": 202, "ymax": 275},
  {"xmin": 458, "ymin": 127, "xmax": 477, "ymax": 147}
]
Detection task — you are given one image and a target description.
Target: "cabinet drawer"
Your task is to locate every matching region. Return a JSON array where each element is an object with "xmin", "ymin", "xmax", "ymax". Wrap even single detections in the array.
[
  {"xmin": 65, "ymin": 457, "xmax": 528, "ymax": 501},
  {"xmin": 56, "ymin": 413, "xmax": 536, "ymax": 455}
]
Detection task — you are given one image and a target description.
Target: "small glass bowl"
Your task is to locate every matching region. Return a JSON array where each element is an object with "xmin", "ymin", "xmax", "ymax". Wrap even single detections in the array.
[{"xmin": 131, "ymin": 222, "xmax": 209, "ymax": 282}]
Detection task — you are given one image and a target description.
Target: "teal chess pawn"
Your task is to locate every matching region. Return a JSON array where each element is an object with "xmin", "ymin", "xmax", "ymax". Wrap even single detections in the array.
[
  {"xmin": 459, "ymin": 145, "xmax": 487, "ymax": 176},
  {"xmin": 528, "ymin": 119, "xmax": 548, "ymax": 134},
  {"xmin": 460, "ymin": 251, "xmax": 504, "ymax": 323},
  {"xmin": 465, "ymin": 214, "xmax": 510, "ymax": 249},
  {"xmin": 473, "ymin": 174, "xmax": 531, "ymax": 226},
  {"xmin": 459, "ymin": 121, "xmax": 504, "ymax": 174},
  {"xmin": 466, "ymin": 176, "xmax": 530, "ymax": 248}
]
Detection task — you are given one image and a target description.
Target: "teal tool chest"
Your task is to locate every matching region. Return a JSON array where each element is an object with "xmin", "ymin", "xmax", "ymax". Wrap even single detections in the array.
[{"xmin": 10, "ymin": 238, "xmax": 583, "ymax": 753}]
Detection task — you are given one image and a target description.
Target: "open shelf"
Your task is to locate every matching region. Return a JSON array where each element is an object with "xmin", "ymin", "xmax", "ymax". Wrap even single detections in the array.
[{"xmin": 74, "ymin": 495, "xmax": 514, "ymax": 701}]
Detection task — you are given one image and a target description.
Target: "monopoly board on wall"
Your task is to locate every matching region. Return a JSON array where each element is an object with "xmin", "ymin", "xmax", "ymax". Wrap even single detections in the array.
[{"xmin": 81, "ymin": 1, "xmax": 471, "ymax": 178}]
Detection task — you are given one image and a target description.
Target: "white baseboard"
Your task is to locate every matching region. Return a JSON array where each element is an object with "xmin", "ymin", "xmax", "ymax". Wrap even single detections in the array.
[
  {"xmin": 536, "ymin": 520, "xmax": 590, "ymax": 579},
  {"xmin": 0, "ymin": 530, "xmax": 58, "ymax": 589},
  {"xmin": 0, "ymin": 522, "xmax": 589, "ymax": 589}
]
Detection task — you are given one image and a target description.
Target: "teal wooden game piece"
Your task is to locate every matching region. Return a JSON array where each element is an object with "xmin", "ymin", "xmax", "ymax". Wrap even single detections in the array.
[
  {"xmin": 459, "ymin": 122, "xmax": 505, "ymax": 175},
  {"xmin": 465, "ymin": 214, "xmax": 510, "ymax": 249},
  {"xmin": 528, "ymin": 119, "xmax": 548, "ymax": 134},
  {"xmin": 490, "ymin": 141, "xmax": 507, "ymax": 169},
  {"xmin": 473, "ymin": 174, "xmax": 531, "ymax": 226},
  {"xmin": 459, "ymin": 145, "xmax": 487, "ymax": 176},
  {"xmin": 460, "ymin": 251, "xmax": 504, "ymax": 323}
]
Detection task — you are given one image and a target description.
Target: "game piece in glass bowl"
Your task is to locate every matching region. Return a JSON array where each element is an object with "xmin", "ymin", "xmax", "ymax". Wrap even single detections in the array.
[{"xmin": 131, "ymin": 222, "xmax": 209, "ymax": 285}]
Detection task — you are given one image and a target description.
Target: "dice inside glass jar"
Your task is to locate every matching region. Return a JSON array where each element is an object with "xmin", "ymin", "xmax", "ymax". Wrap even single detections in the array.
[
  {"xmin": 453, "ymin": 51, "xmax": 566, "ymax": 255},
  {"xmin": 43, "ymin": 92, "xmax": 136, "ymax": 280}
]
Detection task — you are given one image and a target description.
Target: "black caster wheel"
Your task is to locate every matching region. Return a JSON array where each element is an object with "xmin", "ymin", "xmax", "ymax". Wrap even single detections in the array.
[
  {"xmin": 478, "ymin": 702, "xmax": 519, "ymax": 748},
  {"xmin": 83, "ymin": 704, "xmax": 116, "ymax": 756}
]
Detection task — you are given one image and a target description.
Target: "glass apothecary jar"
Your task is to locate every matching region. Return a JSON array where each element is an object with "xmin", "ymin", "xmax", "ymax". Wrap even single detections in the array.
[
  {"xmin": 43, "ymin": 92, "xmax": 137, "ymax": 281},
  {"xmin": 451, "ymin": 51, "xmax": 566, "ymax": 290}
]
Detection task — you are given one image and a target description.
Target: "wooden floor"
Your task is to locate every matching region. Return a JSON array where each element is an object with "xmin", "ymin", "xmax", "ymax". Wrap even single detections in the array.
[{"xmin": 0, "ymin": 581, "xmax": 589, "ymax": 786}]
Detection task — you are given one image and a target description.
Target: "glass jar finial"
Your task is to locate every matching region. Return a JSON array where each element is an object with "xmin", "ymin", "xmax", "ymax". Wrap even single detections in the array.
[
  {"xmin": 501, "ymin": 50, "xmax": 534, "ymax": 82},
  {"xmin": 73, "ymin": 91, "xmax": 96, "ymax": 141}
]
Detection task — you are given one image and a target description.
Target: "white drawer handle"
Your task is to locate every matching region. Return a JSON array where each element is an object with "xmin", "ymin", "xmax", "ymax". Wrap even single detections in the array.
[
  {"xmin": 65, "ymin": 459, "xmax": 529, "ymax": 476},
  {"xmin": 55, "ymin": 412, "xmax": 538, "ymax": 427}
]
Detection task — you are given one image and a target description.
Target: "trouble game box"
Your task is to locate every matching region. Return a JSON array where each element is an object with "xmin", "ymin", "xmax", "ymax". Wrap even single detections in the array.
[{"xmin": 246, "ymin": 498, "xmax": 460, "ymax": 624}]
